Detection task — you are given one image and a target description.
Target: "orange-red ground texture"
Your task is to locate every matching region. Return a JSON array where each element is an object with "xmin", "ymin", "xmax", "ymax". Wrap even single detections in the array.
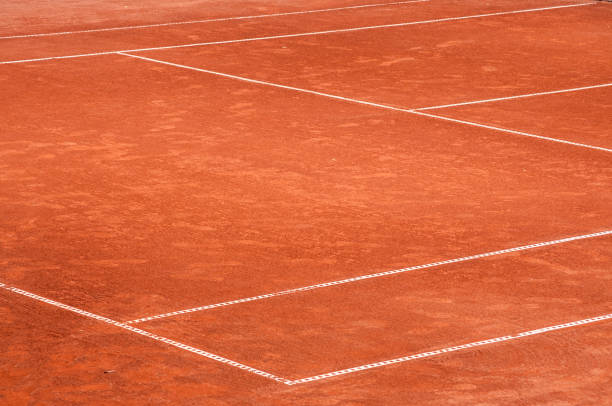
[{"xmin": 1, "ymin": 0, "xmax": 611, "ymax": 405}]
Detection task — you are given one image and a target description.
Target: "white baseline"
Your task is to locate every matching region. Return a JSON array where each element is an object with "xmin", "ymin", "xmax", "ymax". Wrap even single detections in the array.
[
  {"xmin": 124, "ymin": 230, "xmax": 612, "ymax": 324},
  {"xmin": 0, "ymin": 1, "xmax": 429, "ymax": 40},
  {"xmin": 0, "ymin": 3, "xmax": 593, "ymax": 65}
]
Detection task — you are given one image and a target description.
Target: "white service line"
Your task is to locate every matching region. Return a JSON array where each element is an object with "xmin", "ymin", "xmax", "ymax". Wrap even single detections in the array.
[
  {"xmin": 414, "ymin": 83, "xmax": 612, "ymax": 111},
  {"xmin": 0, "ymin": 1, "xmax": 429, "ymax": 40},
  {"xmin": 0, "ymin": 3, "xmax": 594, "ymax": 65},
  {"xmin": 0, "ymin": 283, "xmax": 291, "ymax": 384},
  {"xmin": 287, "ymin": 313, "xmax": 612, "ymax": 384},
  {"xmin": 123, "ymin": 230, "xmax": 612, "ymax": 324},
  {"xmin": 119, "ymin": 53, "xmax": 612, "ymax": 154},
  {"xmin": 411, "ymin": 110, "xmax": 612, "ymax": 153}
]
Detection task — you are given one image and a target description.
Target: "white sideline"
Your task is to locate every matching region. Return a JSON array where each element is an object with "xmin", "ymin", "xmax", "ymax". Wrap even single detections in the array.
[
  {"xmin": 0, "ymin": 283, "xmax": 290, "ymax": 384},
  {"xmin": 123, "ymin": 230, "xmax": 612, "ymax": 324},
  {"xmin": 0, "ymin": 1, "xmax": 429, "ymax": 40},
  {"xmin": 287, "ymin": 313, "xmax": 612, "ymax": 384},
  {"xmin": 119, "ymin": 53, "xmax": 612, "ymax": 154},
  {"xmin": 411, "ymin": 110, "xmax": 612, "ymax": 153},
  {"xmin": 0, "ymin": 3, "xmax": 594, "ymax": 65},
  {"xmin": 414, "ymin": 83, "xmax": 612, "ymax": 111}
]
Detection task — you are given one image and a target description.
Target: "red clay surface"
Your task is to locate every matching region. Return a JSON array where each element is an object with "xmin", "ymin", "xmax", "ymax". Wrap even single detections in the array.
[
  {"xmin": 1, "ymin": 55, "xmax": 610, "ymax": 320},
  {"xmin": 1, "ymin": 0, "xmax": 611, "ymax": 404}
]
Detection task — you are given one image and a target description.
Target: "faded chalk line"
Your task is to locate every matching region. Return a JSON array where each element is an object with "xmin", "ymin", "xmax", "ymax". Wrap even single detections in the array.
[
  {"xmin": 411, "ymin": 110, "xmax": 612, "ymax": 153},
  {"xmin": 0, "ymin": 1, "xmax": 429, "ymax": 40},
  {"xmin": 124, "ymin": 230, "xmax": 612, "ymax": 324},
  {"xmin": 0, "ymin": 3, "xmax": 593, "ymax": 65},
  {"xmin": 0, "ymin": 284, "xmax": 290, "ymax": 384},
  {"xmin": 287, "ymin": 313, "xmax": 612, "ymax": 384},
  {"xmin": 414, "ymin": 83, "xmax": 612, "ymax": 111},
  {"xmin": 118, "ymin": 53, "xmax": 612, "ymax": 154}
]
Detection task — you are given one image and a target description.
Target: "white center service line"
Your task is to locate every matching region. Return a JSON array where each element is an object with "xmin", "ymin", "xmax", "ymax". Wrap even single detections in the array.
[
  {"xmin": 0, "ymin": 3, "xmax": 594, "ymax": 65},
  {"xmin": 123, "ymin": 230, "xmax": 612, "ymax": 324},
  {"xmin": 0, "ymin": 1, "xmax": 429, "ymax": 40}
]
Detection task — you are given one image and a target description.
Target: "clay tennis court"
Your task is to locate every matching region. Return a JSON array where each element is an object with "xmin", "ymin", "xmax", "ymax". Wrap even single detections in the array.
[{"xmin": 1, "ymin": 0, "xmax": 611, "ymax": 404}]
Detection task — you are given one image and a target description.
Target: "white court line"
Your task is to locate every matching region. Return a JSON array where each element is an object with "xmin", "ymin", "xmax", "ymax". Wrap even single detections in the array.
[
  {"xmin": 119, "ymin": 53, "xmax": 612, "ymax": 154},
  {"xmin": 288, "ymin": 313, "xmax": 612, "ymax": 384},
  {"xmin": 123, "ymin": 230, "xmax": 612, "ymax": 324},
  {"xmin": 0, "ymin": 283, "xmax": 291, "ymax": 384},
  {"xmin": 414, "ymin": 83, "xmax": 612, "ymax": 111},
  {"xmin": 0, "ymin": 1, "xmax": 429, "ymax": 40},
  {"xmin": 411, "ymin": 110, "xmax": 612, "ymax": 153},
  {"xmin": 0, "ymin": 3, "xmax": 594, "ymax": 65}
]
